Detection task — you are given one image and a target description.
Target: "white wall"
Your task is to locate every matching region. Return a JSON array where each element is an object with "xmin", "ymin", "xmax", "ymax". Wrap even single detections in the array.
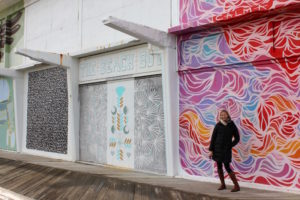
[
  {"xmin": 24, "ymin": 0, "xmax": 81, "ymax": 54},
  {"xmin": 171, "ymin": 0, "xmax": 180, "ymax": 27},
  {"xmin": 24, "ymin": 0, "xmax": 172, "ymax": 54}
]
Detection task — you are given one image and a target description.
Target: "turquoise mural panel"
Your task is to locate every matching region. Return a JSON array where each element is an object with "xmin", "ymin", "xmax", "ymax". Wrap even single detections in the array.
[{"xmin": 0, "ymin": 77, "xmax": 16, "ymax": 151}]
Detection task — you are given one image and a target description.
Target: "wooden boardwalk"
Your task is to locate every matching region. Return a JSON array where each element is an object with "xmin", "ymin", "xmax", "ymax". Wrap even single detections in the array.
[
  {"xmin": 0, "ymin": 151, "xmax": 299, "ymax": 200},
  {"xmin": 0, "ymin": 158, "xmax": 219, "ymax": 200}
]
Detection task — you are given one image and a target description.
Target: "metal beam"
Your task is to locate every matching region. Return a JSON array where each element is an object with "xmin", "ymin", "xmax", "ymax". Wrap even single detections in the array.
[
  {"xmin": 16, "ymin": 49, "xmax": 74, "ymax": 68},
  {"xmin": 103, "ymin": 16, "xmax": 176, "ymax": 49}
]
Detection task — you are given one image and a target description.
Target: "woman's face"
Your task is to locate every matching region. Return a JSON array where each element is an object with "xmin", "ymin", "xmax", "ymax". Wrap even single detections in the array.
[{"xmin": 220, "ymin": 111, "xmax": 229, "ymax": 121}]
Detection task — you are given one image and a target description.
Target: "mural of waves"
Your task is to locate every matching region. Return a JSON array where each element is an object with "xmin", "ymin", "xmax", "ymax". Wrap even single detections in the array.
[{"xmin": 178, "ymin": 12, "xmax": 300, "ymax": 190}]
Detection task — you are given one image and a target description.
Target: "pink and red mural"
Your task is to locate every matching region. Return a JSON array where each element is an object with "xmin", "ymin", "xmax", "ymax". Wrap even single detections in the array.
[
  {"xmin": 170, "ymin": 0, "xmax": 300, "ymax": 33},
  {"xmin": 178, "ymin": 11, "xmax": 300, "ymax": 190},
  {"xmin": 179, "ymin": 0, "xmax": 300, "ymax": 26}
]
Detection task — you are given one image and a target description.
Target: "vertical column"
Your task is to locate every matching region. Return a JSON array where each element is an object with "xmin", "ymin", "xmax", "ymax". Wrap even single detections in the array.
[
  {"xmin": 162, "ymin": 46, "xmax": 179, "ymax": 176},
  {"xmin": 13, "ymin": 76, "xmax": 24, "ymax": 152},
  {"xmin": 67, "ymin": 60, "xmax": 80, "ymax": 161}
]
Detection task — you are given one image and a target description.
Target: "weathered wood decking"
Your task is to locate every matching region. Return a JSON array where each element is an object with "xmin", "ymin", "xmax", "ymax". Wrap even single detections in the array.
[
  {"xmin": 0, "ymin": 158, "xmax": 213, "ymax": 200},
  {"xmin": 0, "ymin": 151, "xmax": 299, "ymax": 200}
]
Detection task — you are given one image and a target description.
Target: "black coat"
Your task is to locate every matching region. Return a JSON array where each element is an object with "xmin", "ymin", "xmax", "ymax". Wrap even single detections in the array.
[{"xmin": 209, "ymin": 121, "xmax": 240, "ymax": 163}]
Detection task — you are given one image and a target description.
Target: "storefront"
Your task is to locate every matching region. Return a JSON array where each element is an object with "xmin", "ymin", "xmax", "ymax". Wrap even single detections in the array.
[{"xmin": 78, "ymin": 44, "xmax": 167, "ymax": 174}]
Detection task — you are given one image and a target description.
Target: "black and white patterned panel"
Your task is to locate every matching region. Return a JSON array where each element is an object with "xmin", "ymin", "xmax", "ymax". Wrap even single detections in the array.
[
  {"xmin": 26, "ymin": 67, "xmax": 68, "ymax": 154},
  {"xmin": 79, "ymin": 83, "xmax": 107, "ymax": 164},
  {"xmin": 134, "ymin": 75, "xmax": 166, "ymax": 174}
]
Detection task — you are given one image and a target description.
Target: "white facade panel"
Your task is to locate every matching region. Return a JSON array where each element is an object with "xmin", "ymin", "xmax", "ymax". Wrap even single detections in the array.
[
  {"xmin": 79, "ymin": 44, "xmax": 163, "ymax": 83},
  {"xmin": 24, "ymin": 0, "xmax": 171, "ymax": 53}
]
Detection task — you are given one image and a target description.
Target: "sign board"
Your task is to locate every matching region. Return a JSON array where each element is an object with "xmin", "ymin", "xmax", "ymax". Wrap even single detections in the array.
[{"xmin": 79, "ymin": 45, "xmax": 163, "ymax": 83}]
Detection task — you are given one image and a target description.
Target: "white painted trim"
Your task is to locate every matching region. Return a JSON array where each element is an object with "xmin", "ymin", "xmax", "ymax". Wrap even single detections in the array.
[
  {"xmin": 21, "ymin": 69, "xmax": 29, "ymax": 156},
  {"xmin": 21, "ymin": 65, "xmax": 74, "ymax": 161},
  {"xmin": 0, "ymin": 68, "xmax": 23, "ymax": 78},
  {"xmin": 13, "ymin": 76, "xmax": 24, "ymax": 153},
  {"xmin": 162, "ymin": 46, "xmax": 179, "ymax": 177},
  {"xmin": 68, "ymin": 60, "xmax": 80, "ymax": 161},
  {"xmin": 67, "ymin": 67, "xmax": 76, "ymax": 161},
  {"xmin": 15, "ymin": 49, "xmax": 73, "ymax": 68},
  {"xmin": 78, "ymin": 44, "xmax": 164, "ymax": 83},
  {"xmin": 11, "ymin": 61, "xmax": 42, "ymax": 71},
  {"xmin": 79, "ymin": 70, "xmax": 162, "ymax": 85}
]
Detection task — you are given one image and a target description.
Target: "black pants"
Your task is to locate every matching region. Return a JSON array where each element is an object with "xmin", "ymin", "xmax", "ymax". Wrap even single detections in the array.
[{"xmin": 217, "ymin": 162, "xmax": 232, "ymax": 173}]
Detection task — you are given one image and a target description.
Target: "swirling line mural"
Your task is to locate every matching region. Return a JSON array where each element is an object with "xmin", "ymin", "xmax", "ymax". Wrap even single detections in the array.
[
  {"xmin": 178, "ymin": 11, "xmax": 300, "ymax": 190},
  {"xmin": 179, "ymin": 0, "xmax": 300, "ymax": 26}
]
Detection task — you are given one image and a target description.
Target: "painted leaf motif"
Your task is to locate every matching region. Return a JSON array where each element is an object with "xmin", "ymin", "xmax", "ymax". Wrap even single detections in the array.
[
  {"xmin": 258, "ymin": 102, "xmax": 275, "ymax": 131},
  {"xmin": 123, "ymin": 106, "xmax": 128, "ymax": 114}
]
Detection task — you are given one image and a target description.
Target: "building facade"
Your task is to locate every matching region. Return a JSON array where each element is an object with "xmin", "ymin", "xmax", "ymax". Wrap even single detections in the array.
[
  {"xmin": 1, "ymin": 0, "xmax": 173, "ymax": 174},
  {"xmin": 0, "ymin": 0, "xmax": 299, "ymax": 193}
]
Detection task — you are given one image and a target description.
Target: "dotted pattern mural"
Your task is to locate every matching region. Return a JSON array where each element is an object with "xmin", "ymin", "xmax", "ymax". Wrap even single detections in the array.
[
  {"xmin": 26, "ymin": 67, "xmax": 68, "ymax": 154},
  {"xmin": 79, "ymin": 83, "xmax": 107, "ymax": 164},
  {"xmin": 134, "ymin": 75, "xmax": 166, "ymax": 174}
]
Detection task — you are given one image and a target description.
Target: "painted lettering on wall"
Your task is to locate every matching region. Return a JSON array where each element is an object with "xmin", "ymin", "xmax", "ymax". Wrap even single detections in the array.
[{"xmin": 79, "ymin": 45, "xmax": 163, "ymax": 83}]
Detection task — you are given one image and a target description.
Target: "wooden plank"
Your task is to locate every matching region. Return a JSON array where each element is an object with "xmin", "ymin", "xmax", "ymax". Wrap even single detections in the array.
[
  {"xmin": 37, "ymin": 171, "xmax": 81, "ymax": 200},
  {"xmin": 3, "ymin": 165, "xmax": 47, "ymax": 190},
  {"xmin": 0, "ymin": 160, "xmax": 25, "ymax": 175},
  {"xmin": 133, "ymin": 184, "xmax": 143, "ymax": 200},
  {"xmin": 56, "ymin": 172, "xmax": 95, "ymax": 200},
  {"xmin": 95, "ymin": 180, "xmax": 113, "ymax": 200},
  {"xmin": 105, "ymin": 181, "xmax": 134, "ymax": 200},
  {"xmin": 132, "ymin": 183, "xmax": 154, "ymax": 200},
  {"xmin": 151, "ymin": 186, "xmax": 175, "ymax": 200},
  {"xmin": 20, "ymin": 167, "xmax": 65, "ymax": 196},
  {"xmin": 0, "ymin": 163, "xmax": 37, "ymax": 185},
  {"xmin": 79, "ymin": 177, "xmax": 106, "ymax": 200},
  {"xmin": 26, "ymin": 170, "xmax": 71, "ymax": 199},
  {"xmin": 11, "ymin": 166, "xmax": 54, "ymax": 193}
]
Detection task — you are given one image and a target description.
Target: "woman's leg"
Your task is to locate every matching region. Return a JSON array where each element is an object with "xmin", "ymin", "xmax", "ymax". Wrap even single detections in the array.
[
  {"xmin": 224, "ymin": 162, "xmax": 240, "ymax": 192},
  {"xmin": 216, "ymin": 162, "xmax": 226, "ymax": 190},
  {"xmin": 223, "ymin": 162, "xmax": 232, "ymax": 173}
]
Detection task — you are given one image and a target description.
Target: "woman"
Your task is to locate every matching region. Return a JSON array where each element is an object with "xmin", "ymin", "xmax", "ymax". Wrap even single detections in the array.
[{"xmin": 209, "ymin": 110, "xmax": 240, "ymax": 192}]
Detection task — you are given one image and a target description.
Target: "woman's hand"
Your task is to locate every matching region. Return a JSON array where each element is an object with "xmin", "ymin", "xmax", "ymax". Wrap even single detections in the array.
[{"xmin": 209, "ymin": 151, "xmax": 213, "ymax": 159}]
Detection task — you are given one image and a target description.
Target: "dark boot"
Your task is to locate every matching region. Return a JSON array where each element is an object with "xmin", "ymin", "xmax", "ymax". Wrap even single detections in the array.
[
  {"xmin": 217, "ymin": 169, "xmax": 226, "ymax": 190},
  {"xmin": 229, "ymin": 172, "xmax": 240, "ymax": 192}
]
